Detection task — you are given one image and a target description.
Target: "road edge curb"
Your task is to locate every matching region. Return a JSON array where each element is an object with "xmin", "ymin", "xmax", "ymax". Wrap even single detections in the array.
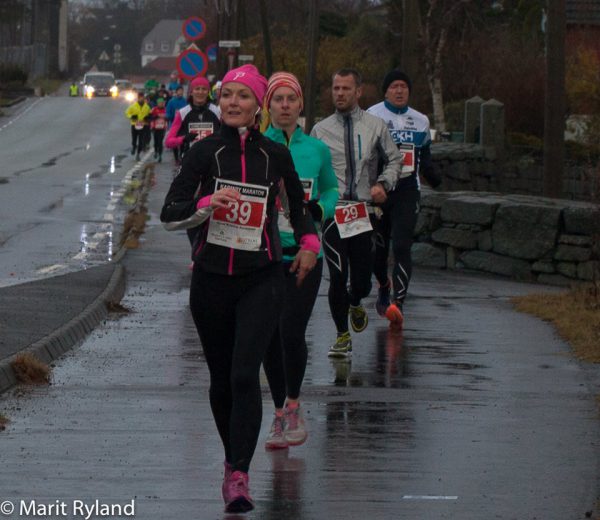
[{"xmin": 0, "ymin": 263, "xmax": 127, "ymax": 394}]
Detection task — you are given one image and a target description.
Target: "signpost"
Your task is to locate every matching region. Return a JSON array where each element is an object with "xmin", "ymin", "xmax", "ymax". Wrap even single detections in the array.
[
  {"xmin": 182, "ymin": 16, "xmax": 206, "ymax": 41},
  {"xmin": 219, "ymin": 41, "xmax": 241, "ymax": 71},
  {"xmin": 218, "ymin": 40, "xmax": 241, "ymax": 48},
  {"xmin": 177, "ymin": 48, "xmax": 209, "ymax": 79}
]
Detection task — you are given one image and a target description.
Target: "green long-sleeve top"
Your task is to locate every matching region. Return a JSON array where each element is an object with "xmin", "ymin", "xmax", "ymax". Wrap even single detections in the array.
[{"xmin": 264, "ymin": 124, "xmax": 339, "ymax": 260}]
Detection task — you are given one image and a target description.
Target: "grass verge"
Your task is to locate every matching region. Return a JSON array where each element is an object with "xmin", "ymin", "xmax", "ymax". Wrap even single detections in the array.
[
  {"xmin": 29, "ymin": 78, "xmax": 63, "ymax": 95},
  {"xmin": 11, "ymin": 353, "xmax": 51, "ymax": 385},
  {"xmin": 512, "ymin": 283, "xmax": 600, "ymax": 362}
]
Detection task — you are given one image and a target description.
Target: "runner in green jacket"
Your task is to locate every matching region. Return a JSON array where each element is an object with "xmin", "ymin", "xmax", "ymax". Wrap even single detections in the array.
[{"xmin": 262, "ymin": 71, "xmax": 339, "ymax": 450}]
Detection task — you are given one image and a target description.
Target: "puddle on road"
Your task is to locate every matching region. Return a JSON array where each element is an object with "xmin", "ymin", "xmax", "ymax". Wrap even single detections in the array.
[{"xmin": 40, "ymin": 198, "xmax": 64, "ymax": 213}]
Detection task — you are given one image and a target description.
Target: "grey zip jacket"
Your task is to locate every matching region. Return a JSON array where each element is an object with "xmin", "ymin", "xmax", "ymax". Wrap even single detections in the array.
[{"xmin": 310, "ymin": 106, "xmax": 404, "ymax": 200}]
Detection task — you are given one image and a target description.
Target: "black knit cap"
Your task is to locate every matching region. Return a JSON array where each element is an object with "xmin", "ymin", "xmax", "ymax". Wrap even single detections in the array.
[{"xmin": 382, "ymin": 69, "xmax": 412, "ymax": 94}]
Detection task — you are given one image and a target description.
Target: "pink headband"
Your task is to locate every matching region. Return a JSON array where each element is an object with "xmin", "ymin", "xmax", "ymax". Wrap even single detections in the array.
[
  {"xmin": 265, "ymin": 72, "xmax": 303, "ymax": 110},
  {"xmin": 221, "ymin": 64, "xmax": 267, "ymax": 105}
]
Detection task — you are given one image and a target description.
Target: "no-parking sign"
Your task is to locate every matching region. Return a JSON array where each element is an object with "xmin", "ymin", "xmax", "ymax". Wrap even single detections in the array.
[
  {"xmin": 182, "ymin": 17, "xmax": 206, "ymax": 41},
  {"xmin": 177, "ymin": 48, "xmax": 209, "ymax": 79},
  {"xmin": 206, "ymin": 43, "xmax": 218, "ymax": 62}
]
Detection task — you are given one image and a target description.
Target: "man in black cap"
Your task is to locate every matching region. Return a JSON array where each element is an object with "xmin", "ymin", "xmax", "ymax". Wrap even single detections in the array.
[{"xmin": 367, "ymin": 69, "xmax": 441, "ymax": 330}]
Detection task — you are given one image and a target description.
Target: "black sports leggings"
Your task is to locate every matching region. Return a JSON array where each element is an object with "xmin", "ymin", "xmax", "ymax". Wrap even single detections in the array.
[
  {"xmin": 373, "ymin": 188, "xmax": 420, "ymax": 304},
  {"xmin": 152, "ymin": 129, "xmax": 165, "ymax": 155},
  {"xmin": 130, "ymin": 126, "xmax": 145, "ymax": 154},
  {"xmin": 322, "ymin": 218, "xmax": 373, "ymax": 334},
  {"xmin": 189, "ymin": 264, "xmax": 284, "ymax": 473},
  {"xmin": 263, "ymin": 258, "xmax": 323, "ymax": 409}
]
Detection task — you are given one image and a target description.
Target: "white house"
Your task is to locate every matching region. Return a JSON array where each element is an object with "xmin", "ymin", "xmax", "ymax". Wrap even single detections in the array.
[{"xmin": 140, "ymin": 19, "xmax": 186, "ymax": 68}]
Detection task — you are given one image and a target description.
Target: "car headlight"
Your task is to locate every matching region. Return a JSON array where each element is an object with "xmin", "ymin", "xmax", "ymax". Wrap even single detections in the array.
[
  {"xmin": 85, "ymin": 85, "xmax": 95, "ymax": 98},
  {"xmin": 110, "ymin": 85, "xmax": 118, "ymax": 97},
  {"xmin": 125, "ymin": 91, "xmax": 136, "ymax": 102}
]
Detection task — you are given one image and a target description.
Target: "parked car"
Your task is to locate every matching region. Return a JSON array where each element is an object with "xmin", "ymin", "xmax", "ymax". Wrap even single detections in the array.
[{"xmin": 82, "ymin": 72, "xmax": 118, "ymax": 98}]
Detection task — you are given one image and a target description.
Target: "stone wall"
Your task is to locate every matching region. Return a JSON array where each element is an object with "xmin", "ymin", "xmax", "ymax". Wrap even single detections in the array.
[
  {"xmin": 412, "ymin": 189, "xmax": 600, "ymax": 286},
  {"xmin": 432, "ymin": 142, "xmax": 599, "ymax": 202}
]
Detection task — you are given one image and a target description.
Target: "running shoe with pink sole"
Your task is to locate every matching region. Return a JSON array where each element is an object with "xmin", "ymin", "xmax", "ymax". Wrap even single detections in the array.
[{"xmin": 224, "ymin": 471, "xmax": 254, "ymax": 513}]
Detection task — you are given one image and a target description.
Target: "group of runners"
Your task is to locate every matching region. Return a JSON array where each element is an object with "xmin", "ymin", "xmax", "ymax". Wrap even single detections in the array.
[
  {"xmin": 159, "ymin": 63, "xmax": 440, "ymax": 513},
  {"xmin": 124, "ymin": 72, "xmax": 220, "ymax": 163}
]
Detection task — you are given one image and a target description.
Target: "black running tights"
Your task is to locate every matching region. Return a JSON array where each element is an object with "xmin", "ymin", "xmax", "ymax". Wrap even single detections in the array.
[
  {"xmin": 189, "ymin": 264, "xmax": 284, "ymax": 473},
  {"xmin": 263, "ymin": 258, "xmax": 323, "ymax": 409},
  {"xmin": 322, "ymin": 219, "xmax": 373, "ymax": 334},
  {"xmin": 373, "ymin": 188, "xmax": 420, "ymax": 304}
]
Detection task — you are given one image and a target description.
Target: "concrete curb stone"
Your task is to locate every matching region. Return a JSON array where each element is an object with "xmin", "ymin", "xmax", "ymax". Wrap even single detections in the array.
[{"xmin": 0, "ymin": 263, "xmax": 127, "ymax": 394}]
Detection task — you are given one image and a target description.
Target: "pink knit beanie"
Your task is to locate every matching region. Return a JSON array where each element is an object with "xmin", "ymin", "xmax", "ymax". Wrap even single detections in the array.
[
  {"xmin": 221, "ymin": 65, "xmax": 268, "ymax": 105},
  {"xmin": 190, "ymin": 76, "xmax": 210, "ymax": 89}
]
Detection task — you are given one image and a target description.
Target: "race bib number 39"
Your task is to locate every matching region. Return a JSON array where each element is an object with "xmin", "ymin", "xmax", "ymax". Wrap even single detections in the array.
[
  {"xmin": 334, "ymin": 201, "xmax": 372, "ymax": 239},
  {"xmin": 207, "ymin": 179, "xmax": 268, "ymax": 251}
]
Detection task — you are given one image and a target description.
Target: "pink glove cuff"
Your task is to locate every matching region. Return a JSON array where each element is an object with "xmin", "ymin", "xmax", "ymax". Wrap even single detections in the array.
[
  {"xmin": 299, "ymin": 234, "xmax": 320, "ymax": 254},
  {"xmin": 196, "ymin": 195, "xmax": 212, "ymax": 210}
]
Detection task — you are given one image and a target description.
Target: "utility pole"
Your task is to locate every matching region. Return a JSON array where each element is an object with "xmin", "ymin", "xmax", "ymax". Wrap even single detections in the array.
[
  {"xmin": 543, "ymin": 0, "xmax": 566, "ymax": 198},
  {"xmin": 258, "ymin": 0, "xmax": 273, "ymax": 77},
  {"xmin": 401, "ymin": 0, "xmax": 420, "ymax": 80},
  {"xmin": 304, "ymin": 0, "xmax": 320, "ymax": 133}
]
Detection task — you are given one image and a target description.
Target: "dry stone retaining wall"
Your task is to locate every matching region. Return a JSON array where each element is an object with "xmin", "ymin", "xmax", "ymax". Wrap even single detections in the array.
[
  {"xmin": 413, "ymin": 189, "xmax": 599, "ymax": 286},
  {"xmin": 432, "ymin": 143, "xmax": 598, "ymax": 202}
]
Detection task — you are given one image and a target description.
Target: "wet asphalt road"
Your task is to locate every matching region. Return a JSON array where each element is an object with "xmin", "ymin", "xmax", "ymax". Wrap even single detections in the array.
[
  {"xmin": 0, "ymin": 95, "xmax": 136, "ymax": 287},
  {"xmin": 0, "ymin": 155, "xmax": 598, "ymax": 520}
]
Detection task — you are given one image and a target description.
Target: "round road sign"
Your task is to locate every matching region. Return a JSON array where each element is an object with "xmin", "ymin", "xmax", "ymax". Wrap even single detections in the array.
[
  {"xmin": 182, "ymin": 16, "xmax": 206, "ymax": 41},
  {"xmin": 206, "ymin": 43, "xmax": 218, "ymax": 62},
  {"xmin": 177, "ymin": 48, "xmax": 208, "ymax": 79}
]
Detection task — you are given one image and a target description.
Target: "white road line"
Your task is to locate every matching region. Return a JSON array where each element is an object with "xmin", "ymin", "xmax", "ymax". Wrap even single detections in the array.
[
  {"xmin": 0, "ymin": 98, "xmax": 44, "ymax": 132},
  {"xmin": 70, "ymin": 151, "xmax": 151, "ymax": 263},
  {"xmin": 36, "ymin": 264, "xmax": 67, "ymax": 275},
  {"xmin": 402, "ymin": 495, "xmax": 459, "ymax": 500}
]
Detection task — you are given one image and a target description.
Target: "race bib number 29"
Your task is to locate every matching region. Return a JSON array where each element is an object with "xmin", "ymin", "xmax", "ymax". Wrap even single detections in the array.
[
  {"xmin": 207, "ymin": 179, "xmax": 268, "ymax": 251},
  {"xmin": 334, "ymin": 201, "xmax": 372, "ymax": 239}
]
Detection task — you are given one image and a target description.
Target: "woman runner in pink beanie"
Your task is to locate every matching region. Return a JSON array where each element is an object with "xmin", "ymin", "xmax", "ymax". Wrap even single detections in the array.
[{"xmin": 161, "ymin": 63, "xmax": 319, "ymax": 514}]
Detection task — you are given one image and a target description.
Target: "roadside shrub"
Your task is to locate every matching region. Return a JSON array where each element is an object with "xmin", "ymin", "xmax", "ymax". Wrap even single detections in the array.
[{"xmin": 0, "ymin": 63, "xmax": 28, "ymax": 86}]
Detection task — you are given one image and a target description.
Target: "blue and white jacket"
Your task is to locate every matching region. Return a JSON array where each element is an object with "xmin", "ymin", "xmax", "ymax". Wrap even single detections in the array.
[{"xmin": 367, "ymin": 101, "xmax": 439, "ymax": 190}]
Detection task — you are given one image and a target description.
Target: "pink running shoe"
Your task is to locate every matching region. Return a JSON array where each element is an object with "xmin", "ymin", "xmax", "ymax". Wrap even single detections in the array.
[
  {"xmin": 221, "ymin": 461, "xmax": 233, "ymax": 502},
  {"xmin": 265, "ymin": 413, "xmax": 288, "ymax": 450},
  {"xmin": 224, "ymin": 471, "xmax": 254, "ymax": 513},
  {"xmin": 284, "ymin": 403, "xmax": 308, "ymax": 446}
]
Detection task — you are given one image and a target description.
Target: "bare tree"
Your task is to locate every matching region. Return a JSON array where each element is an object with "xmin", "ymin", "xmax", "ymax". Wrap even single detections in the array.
[
  {"xmin": 304, "ymin": 0, "xmax": 320, "ymax": 133},
  {"xmin": 258, "ymin": 0, "xmax": 273, "ymax": 76},
  {"xmin": 543, "ymin": 0, "xmax": 565, "ymax": 198},
  {"xmin": 420, "ymin": 0, "xmax": 472, "ymax": 131}
]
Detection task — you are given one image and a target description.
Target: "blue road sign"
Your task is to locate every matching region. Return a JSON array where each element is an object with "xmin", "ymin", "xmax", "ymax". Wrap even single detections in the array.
[
  {"xmin": 177, "ymin": 48, "xmax": 208, "ymax": 79},
  {"xmin": 182, "ymin": 17, "xmax": 206, "ymax": 41},
  {"xmin": 207, "ymin": 43, "xmax": 218, "ymax": 62}
]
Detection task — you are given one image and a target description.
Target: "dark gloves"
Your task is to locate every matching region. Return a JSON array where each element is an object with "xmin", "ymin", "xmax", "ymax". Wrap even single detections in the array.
[
  {"xmin": 184, "ymin": 133, "xmax": 197, "ymax": 144},
  {"xmin": 306, "ymin": 200, "xmax": 323, "ymax": 222},
  {"xmin": 143, "ymin": 115, "xmax": 151, "ymax": 122},
  {"xmin": 422, "ymin": 164, "xmax": 442, "ymax": 189},
  {"xmin": 130, "ymin": 115, "xmax": 138, "ymax": 121}
]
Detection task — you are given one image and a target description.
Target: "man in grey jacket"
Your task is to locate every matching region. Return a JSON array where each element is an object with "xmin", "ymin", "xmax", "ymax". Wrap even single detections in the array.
[{"xmin": 310, "ymin": 68, "xmax": 403, "ymax": 357}]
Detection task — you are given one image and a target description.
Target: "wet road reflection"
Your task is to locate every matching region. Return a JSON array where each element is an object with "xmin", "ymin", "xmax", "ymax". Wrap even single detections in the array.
[{"xmin": 0, "ymin": 154, "xmax": 597, "ymax": 519}]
